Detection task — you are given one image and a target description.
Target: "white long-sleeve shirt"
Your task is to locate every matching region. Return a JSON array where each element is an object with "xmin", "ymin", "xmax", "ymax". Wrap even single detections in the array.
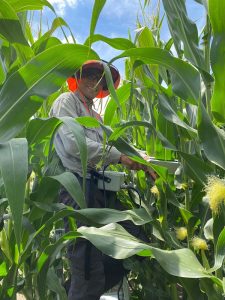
[{"xmin": 50, "ymin": 91, "xmax": 121, "ymax": 177}]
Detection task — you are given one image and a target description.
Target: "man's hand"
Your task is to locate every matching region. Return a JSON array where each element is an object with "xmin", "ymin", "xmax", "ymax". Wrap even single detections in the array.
[{"xmin": 119, "ymin": 154, "xmax": 157, "ymax": 181}]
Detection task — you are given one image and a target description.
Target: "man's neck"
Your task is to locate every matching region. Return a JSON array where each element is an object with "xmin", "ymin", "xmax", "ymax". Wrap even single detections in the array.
[{"xmin": 76, "ymin": 90, "xmax": 93, "ymax": 107}]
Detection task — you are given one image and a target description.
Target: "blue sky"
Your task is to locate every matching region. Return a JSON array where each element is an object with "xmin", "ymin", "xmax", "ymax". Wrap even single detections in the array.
[{"xmin": 41, "ymin": 0, "xmax": 205, "ymax": 77}]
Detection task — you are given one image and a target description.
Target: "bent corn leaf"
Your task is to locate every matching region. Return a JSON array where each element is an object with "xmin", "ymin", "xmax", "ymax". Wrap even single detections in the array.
[
  {"xmin": 0, "ymin": 44, "xmax": 99, "ymax": 142},
  {"xmin": 112, "ymin": 48, "xmax": 200, "ymax": 103},
  {"xmin": 78, "ymin": 223, "xmax": 211, "ymax": 278}
]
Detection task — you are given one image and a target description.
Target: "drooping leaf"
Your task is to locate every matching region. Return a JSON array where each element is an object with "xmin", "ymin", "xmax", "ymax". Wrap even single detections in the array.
[
  {"xmin": 85, "ymin": 34, "xmax": 135, "ymax": 50},
  {"xmin": 0, "ymin": 0, "xmax": 33, "ymax": 61},
  {"xmin": 5, "ymin": 0, "xmax": 54, "ymax": 12},
  {"xmin": 27, "ymin": 116, "xmax": 87, "ymax": 185},
  {"xmin": 0, "ymin": 44, "xmax": 99, "ymax": 142},
  {"xmin": 74, "ymin": 207, "xmax": 152, "ymax": 226},
  {"xmin": 32, "ymin": 17, "xmax": 74, "ymax": 54},
  {"xmin": 78, "ymin": 223, "xmax": 211, "ymax": 278},
  {"xmin": 104, "ymin": 120, "xmax": 177, "ymax": 151},
  {"xmin": 27, "ymin": 117, "xmax": 60, "ymax": 145},
  {"xmin": 0, "ymin": 139, "xmax": 28, "ymax": 247},
  {"xmin": 112, "ymin": 48, "xmax": 200, "ymax": 102},
  {"xmin": 0, "ymin": 0, "xmax": 30, "ymax": 46},
  {"xmin": 33, "ymin": 36, "xmax": 62, "ymax": 54}
]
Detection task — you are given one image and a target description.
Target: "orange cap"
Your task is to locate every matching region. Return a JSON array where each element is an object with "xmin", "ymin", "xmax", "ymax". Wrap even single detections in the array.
[{"xmin": 67, "ymin": 60, "xmax": 120, "ymax": 98}]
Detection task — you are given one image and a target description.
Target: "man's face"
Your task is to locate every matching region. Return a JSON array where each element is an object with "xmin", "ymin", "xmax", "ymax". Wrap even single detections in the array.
[{"xmin": 78, "ymin": 71, "xmax": 104, "ymax": 100}]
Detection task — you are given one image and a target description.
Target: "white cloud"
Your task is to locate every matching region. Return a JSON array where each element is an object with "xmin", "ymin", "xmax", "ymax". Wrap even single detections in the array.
[
  {"xmin": 48, "ymin": 0, "xmax": 79, "ymax": 16},
  {"xmin": 104, "ymin": 0, "xmax": 140, "ymax": 19}
]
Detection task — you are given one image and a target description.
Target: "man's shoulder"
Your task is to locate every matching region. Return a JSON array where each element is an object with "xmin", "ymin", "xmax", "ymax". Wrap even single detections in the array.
[
  {"xmin": 53, "ymin": 92, "xmax": 80, "ymax": 107},
  {"xmin": 56, "ymin": 91, "xmax": 77, "ymax": 102}
]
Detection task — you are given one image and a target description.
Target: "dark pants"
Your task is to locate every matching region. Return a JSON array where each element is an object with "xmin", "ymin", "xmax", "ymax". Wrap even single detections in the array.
[{"xmin": 60, "ymin": 173, "xmax": 148, "ymax": 300}]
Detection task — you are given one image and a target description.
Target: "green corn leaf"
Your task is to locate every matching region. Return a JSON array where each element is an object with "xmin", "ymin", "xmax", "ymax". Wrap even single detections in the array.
[
  {"xmin": 198, "ymin": 102, "xmax": 225, "ymax": 170},
  {"xmin": 32, "ymin": 17, "xmax": 74, "ymax": 54},
  {"xmin": 104, "ymin": 120, "xmax": 177, "ymax": 151},
  {"xmin": 76, "ymin": 116, "xmax": 100, "ymax": 128},
  {"xmin": 162, "ymin": 0, "xmax": 205, "ymax": 70},
  {"xmin": 74, "ymin": 207, "xmax": 152, "ymax": 226},
  {"xmin": 5, "ymin": 0, "xmax": 54, "ymax": 12},
  {"xmin": 103, "ymin": 61, "xmax": 121, "ymax": 110},
  {"xmin": 37, "ymin": 231, "xmax": 79, "ymax": 299},
  {"xmin": 0, "ymin": 261, "xmax": 7, "ymax": 277},
  {"xmin": 208, "ymin": 228, "xmax": 225, "ymax": 272},
  {"xmin": 32, "ymin": 36, "xmax": 62, "ymax": 54},
  {"xmin": 179, "ymin": 152, "xmax": 214, "ymax": 185},
  {"xmin": 0, "ymin": 0, "xmax": 30, "ymax": 46},
  {"xmin": 46, "ymin": 268, "xmax": 67, "ymax": 300},
  {"xmin": 27, "ymin": 116, "xmax": 87, "ymax": 186},
  {"xmin": 0, "ymin": 138, "xmax": 28, "ymax": 247},
  {"xmin": 104, "ymin": 83, "xmax": 131, "ymax": 126},
  {"xmin": 112, "ymin": 48, "xmax": 200, "ymax": 102},
  {"xmin": 88, "ymin": 0, "xmax": 106, "ymax": 46},
  {"xmin": 85, "ymin": 34, "xmax": 135, "ymax": 50},
  {"xmin": 158, "ymin": 94, "xmax": 197, "ymax": 135},
  {"xmin": 50, "ymin": 172, "xmax": 86, "ymax": 209},
  {"xmin": 208, "ymin": 0, "xmax": 225, "ymax": 33},
  {"xmin": 0, "ymin": 44, "xmax": 99, "ymax": 142},
  {"xmin": 78, "ymin": 223, "xmax": 211, "ymax": 278},
  {"xmin": 0, "ymin": 0, "xmax": 33, "ymax": 61},
  {"xmin": 27, "ymin": 117, "xmax": 60, "ymax": 145},
  {"xmin": 208, "ymin": 0, "xmax": 225, "ymax": 122}
]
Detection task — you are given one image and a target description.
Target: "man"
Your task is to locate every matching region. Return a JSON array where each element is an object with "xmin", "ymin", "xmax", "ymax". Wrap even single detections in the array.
[{"xmin": 50, "ymin": 60, "xmax": 152, "ymax": 300}]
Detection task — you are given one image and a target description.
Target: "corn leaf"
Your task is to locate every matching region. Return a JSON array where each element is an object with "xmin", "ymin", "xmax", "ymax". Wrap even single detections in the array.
[
  {"xmin": 208, "ymin": 0, "xmax": 225, "ymax": 122},
  {"xmin": 88, "ymin": 0, "xmax": 106, "ymax": 46},
  {"xmin": 198, "ymin": 103, "xmax": 225, "ymax": 170},
  {"xmin": 50, "ymin": 172, "xmax": 86, "ymax": 209},
  {"xmin": 112, "ymin": 48, "xmax": 200, "ymax": 102},
  {"xmin": 5, "ymin": 0, "xmax": 54, "ymax": 12},
  {"xmin": 0, "ymin": 44, "xmax": 99, "ymax": 142},
  {"xmin": 78, "ymin": 223, "xmax": 211, "ymax": 278},
  {"xmin": 208, "ymin": 228, "xmax": 225, "ymax": 272},
  {"xmin": 0, "ymin": 0, "xmax": 33, "ymax": 62},
  {"xmin": 0, "ymin": 138, "xmax": 28, "ymax": 247},
  {"xmin": 104, "ymin": 83, "xmax": 131, "ymax": 125},
  {"xmin": 85, "ymin": 34, "xmax": 135, "ymax": 50},
  {"xmin": 162, "ymin": 0, "xmax": 205, "ymax": 70}
]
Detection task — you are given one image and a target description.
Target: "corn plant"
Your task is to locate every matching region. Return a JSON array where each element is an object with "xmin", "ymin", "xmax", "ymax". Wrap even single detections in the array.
[{"xmin": 0, "ymin": 0, "xmax": 225, "ymax": 299}]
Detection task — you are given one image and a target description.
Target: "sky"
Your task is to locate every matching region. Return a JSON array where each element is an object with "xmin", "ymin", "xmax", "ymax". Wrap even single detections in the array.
[{"xmin": 40, "ymin": 0, "xmax": 205, "ymax": 78}]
